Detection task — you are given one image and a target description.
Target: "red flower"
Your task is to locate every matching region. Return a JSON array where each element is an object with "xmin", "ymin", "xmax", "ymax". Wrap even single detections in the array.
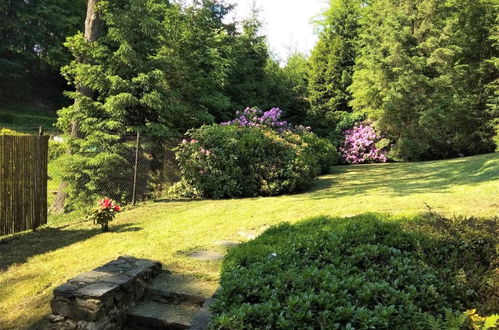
[
  {"xmin": 98, "ymin": 197, "xmax": 114, "ymax": 209},
  {"xmin": 113, "ymin": 204, "xmax": 121, "ymax": 212}
]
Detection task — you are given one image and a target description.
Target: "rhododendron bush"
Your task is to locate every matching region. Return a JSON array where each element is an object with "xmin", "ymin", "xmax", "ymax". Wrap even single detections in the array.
[
  {"xmin": 340, "ymin": 124, "xmax": 388, "ymax": 164},
  {"xmin": 172, "ymin": 108, "xmax": 338, "ymax": 198}
]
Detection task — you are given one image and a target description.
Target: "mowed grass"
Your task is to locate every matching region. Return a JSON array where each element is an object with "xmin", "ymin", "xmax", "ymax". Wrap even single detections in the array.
[{"xmin": 0, "ymin": 153, "xmax": 498, "ymax": 329}]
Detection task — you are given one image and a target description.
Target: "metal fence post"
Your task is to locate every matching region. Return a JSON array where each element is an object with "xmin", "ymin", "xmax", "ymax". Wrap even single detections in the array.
[{"xmin": 132, "ymin": 132, "xmax": 140, "ymax": 206}]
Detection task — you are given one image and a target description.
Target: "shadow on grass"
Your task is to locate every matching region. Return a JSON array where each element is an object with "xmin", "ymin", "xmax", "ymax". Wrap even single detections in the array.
[
  {"xmin": 0, "ymin": 224, "xmax": 142, "ymax": 271},
  {"xmin": 306, "ymin": 153, "xmax": 499, "ymax": 199}
]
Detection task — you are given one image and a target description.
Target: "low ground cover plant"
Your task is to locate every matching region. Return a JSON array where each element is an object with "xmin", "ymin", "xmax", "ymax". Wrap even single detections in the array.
[
  {"xmin": 212, "ymin": 213, "xmax": 498, "ymax": 329},
  {"xmin": 172, "ymin": 108, "xmax": 338, "ymax": 198}
]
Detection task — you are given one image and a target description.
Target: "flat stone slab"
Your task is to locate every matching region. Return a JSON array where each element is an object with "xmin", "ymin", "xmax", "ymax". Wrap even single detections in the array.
[
  {"xmin": 127, "ymin": 301, "xmax": 199, "ymax": 329},
  {"xmin": 188, "ymin": 251, "xmax": 224, "ymax": 261},
  {"xmin": 76, "ymin": 282, "xmax": 121, "ymax": 299},
  {"xmin": 147, "ymin": 272, "xmax": 217, "ymax": 305},
  {"xmin": 189, "ymin": 298, "xmax": 217, "ymax": 330},
  {"xmin": 238, "ymin": 230, "xmax": 258, "ymax": 239},
  {"xmin": 238, "ymin": 226, "xmax": 270, "ymax": 240},
  {"xmin": 213, "ymin": 240, "xmax": 239, "ymax": 248}
]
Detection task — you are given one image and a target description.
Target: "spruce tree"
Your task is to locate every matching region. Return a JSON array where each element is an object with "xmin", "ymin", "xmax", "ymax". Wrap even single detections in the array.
[{"xmin": 57, "ymin": 0, "xmax": 238, "ymax": 207}]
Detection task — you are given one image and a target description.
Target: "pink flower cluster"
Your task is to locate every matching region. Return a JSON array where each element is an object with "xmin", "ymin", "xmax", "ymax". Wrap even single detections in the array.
[
  {"xmin": 340, "ymin": 124, "xmax": 387, "ymax": 164},
  {"xmin": 181, "ymin": 139, "xmax": 212, "ymax": 156}
]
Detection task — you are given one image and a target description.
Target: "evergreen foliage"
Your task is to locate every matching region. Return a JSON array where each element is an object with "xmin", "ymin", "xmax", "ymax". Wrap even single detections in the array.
[
  {"xmin": 213, "ymin": 214, "xmax": 499, "ymax": 328},
  {"xmin": 350, "ymin": 0, "xmax": 498, "ymax": 160},
  {"xmin": 307, "ymin": 0, "xmax": 364, "ymax": 142},
  {"xmin": 2, "ymin": 0, "xmax": 498, "ymax": 208},
  {"xmin": 57, "ymin": 0, "xmax": 203, "ymax": 208},
  {"xmin": 0, "ymin": 0, "xmax": 86, "ymax": 100}
]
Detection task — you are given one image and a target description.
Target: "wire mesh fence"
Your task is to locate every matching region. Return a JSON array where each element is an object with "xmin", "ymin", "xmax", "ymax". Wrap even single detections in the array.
[
  {"xmin": 61, "ymin": 133, "xmax": 179, "ymax": 208},
  {"xmin": 2, "ymin": 125, "xmax": 181, "ymax": 210},
  {"xmin": 99, "ymin": 133, "xmax": 152, "ymax": 205}
]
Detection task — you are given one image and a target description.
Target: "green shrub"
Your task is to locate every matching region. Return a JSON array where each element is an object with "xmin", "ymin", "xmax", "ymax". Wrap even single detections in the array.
[
  {"xmin": 0, "ymin": 128, "xmax": 28, "ymax": 136},
  {"xmin": 171, "ymin": 125, "xmax": 337, "ymax": 198},
  {"xmin": 301, "ymin": 132, "xmax": 339, "ymax": 174},
  {"xmin": 212, "ymin": 213, "xmax": 498, "ymax": 329},
  {"xmin": 61, "ymin": 137, "xmax": 151, "ymax": 211},
  {"xmin": 48, "ymin": 140, "xmax": 68, "ymax": 160}
]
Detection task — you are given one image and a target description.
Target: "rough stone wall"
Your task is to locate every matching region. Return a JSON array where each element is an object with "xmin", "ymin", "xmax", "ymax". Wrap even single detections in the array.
[{"xmin": 48, "ymin": 256, "xmax": 162, "ymax": 330}]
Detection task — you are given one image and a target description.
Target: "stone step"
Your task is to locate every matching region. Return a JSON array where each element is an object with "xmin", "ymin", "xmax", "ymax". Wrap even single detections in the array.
[
  {"xmin": 125, "ymin": 300, "xmax": 200, "ymax": 329},
  {"xmin": 145, "ymin": 271, "xmax": 216, "ymax": 305}
]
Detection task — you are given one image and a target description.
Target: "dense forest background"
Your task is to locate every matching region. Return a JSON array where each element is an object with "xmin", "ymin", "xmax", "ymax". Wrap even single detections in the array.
[{"xmin": 1, "ymin": 0, "xmax": 498, "ymax": 162}]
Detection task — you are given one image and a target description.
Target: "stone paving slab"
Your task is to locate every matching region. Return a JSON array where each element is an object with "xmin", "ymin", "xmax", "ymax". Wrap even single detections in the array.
[
  {"xmin": 127, "ymin": 301, "xmax": 199, "ymax": 329},
  {"xmin": 147, "ymin": 271, "xmax": 217, "ymax": 305},
  {"xmin": 187, "ymin": 250, "xmax": 224, "ymax": 261},
  {"xmin": 212, "ymin": 240, "xmax": 239, "ymax": 247},
  {"xmin": 189, "ymin": 298, "xmax": 217, "ymax": 330}
]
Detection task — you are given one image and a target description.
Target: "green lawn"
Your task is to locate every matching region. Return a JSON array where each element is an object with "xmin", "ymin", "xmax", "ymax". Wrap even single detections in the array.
[
  {"xmin": 0, "ymin": 153, "xmax": 498, "ymax": 329},
  {"xmin": 0, "ymin": 103, "xmax": 58, "ymax": 133}
]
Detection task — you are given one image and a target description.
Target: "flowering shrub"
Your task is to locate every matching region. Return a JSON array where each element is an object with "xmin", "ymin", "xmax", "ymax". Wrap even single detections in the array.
[
  {"xmin": 171, "ymin": 108, "xmax": 339, "ymax": 198},
  {"xmin": 340, "ymin": 124, "xmax": 388, "ymax": 164},
  {"xmin": 88, "ymin": 197, "xmax": 121, "ymax": 232},
  {"xmin": 171, "ymin": 123, "xmax": 337, "ymax": 198}
]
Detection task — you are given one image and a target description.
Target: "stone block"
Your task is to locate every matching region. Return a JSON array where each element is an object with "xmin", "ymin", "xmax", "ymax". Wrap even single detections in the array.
[
  {"xmin": 76, "ymin": 282, "xmax": 120, "ymax": 299},
  {"xmin": 50, "ymin": 256, "xmax": 162, "ymax": 329},
  {"xmin": 53, "ymin": 283, "xmax": 80, "ymax": 299}
]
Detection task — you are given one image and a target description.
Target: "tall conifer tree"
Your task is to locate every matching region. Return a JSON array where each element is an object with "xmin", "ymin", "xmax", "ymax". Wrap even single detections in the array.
[
  {"xmin": 308, "ymin": 0, "xmax": 363, "ymax": 142},
  {"xmin": 350, "ymin": 0, "xmax": 497, "ymax": 160}
]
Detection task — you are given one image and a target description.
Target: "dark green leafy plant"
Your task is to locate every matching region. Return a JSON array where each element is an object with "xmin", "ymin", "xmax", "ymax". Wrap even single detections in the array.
[
  {"xmin": 211, "ymin": 213, "xmax": 498, "ymax": 329},
  {"xmin": 350, "ymin": 0, "xmax": 498, "ymax": 161}
]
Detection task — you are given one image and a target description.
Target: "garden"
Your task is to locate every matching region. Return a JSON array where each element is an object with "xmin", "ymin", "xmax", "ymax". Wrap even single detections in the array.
[{"xmin": 1, "ymin": 0, "xmax": 498, "ymax": 329}]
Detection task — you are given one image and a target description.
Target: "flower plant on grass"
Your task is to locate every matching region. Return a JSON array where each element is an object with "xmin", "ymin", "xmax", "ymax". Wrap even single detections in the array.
[{"xmin": 88, "ymin": 197, "xmax": 121, "ymax": 232}]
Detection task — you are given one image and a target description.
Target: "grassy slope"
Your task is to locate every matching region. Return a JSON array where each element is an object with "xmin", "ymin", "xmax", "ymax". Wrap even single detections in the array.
[
  {"xmin": 0, "ymin": 153, "xmax": 498, "ymax": 329},
  {"xmin": 0, "ymin": 103, "xmax": 58, "ymax": 133}
]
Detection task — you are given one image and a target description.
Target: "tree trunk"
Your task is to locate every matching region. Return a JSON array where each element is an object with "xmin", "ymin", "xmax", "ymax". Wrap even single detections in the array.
[
  {"xmin": 71, "ymin": 0, "xmax": 103, "ymax": 138},
  {"xmin": 51, "ymin": 0, "xmax": 103, "ymax": 213}
]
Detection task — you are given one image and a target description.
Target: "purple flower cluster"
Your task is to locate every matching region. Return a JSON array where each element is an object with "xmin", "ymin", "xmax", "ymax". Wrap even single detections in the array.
[
  {"xmin": 340, "ymin": 124, "xmax": 387, "ymax": 164},
  {"xmin": 221, "ymin": 107, "xmax": 291, "ymax": 132}
]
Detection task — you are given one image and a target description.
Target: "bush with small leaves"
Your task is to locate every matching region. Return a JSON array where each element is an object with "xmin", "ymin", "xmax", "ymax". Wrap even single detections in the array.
[{"xmin": 211, "ymin": 213, "xmax": 498, "ymax": 329}]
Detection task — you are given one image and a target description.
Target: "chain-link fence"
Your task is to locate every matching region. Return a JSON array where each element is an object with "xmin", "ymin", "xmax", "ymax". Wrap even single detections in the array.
[
  {"xmin": 66, "ymin": 133, "xmax": 180, "ymax": 208},
  {"xmin": 104, "ymin": 133, "xmax": 152, "ymax": 205},
  {"xmin": 3, "ymin": 125, "xmax": 181, "ymax": 209}
]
